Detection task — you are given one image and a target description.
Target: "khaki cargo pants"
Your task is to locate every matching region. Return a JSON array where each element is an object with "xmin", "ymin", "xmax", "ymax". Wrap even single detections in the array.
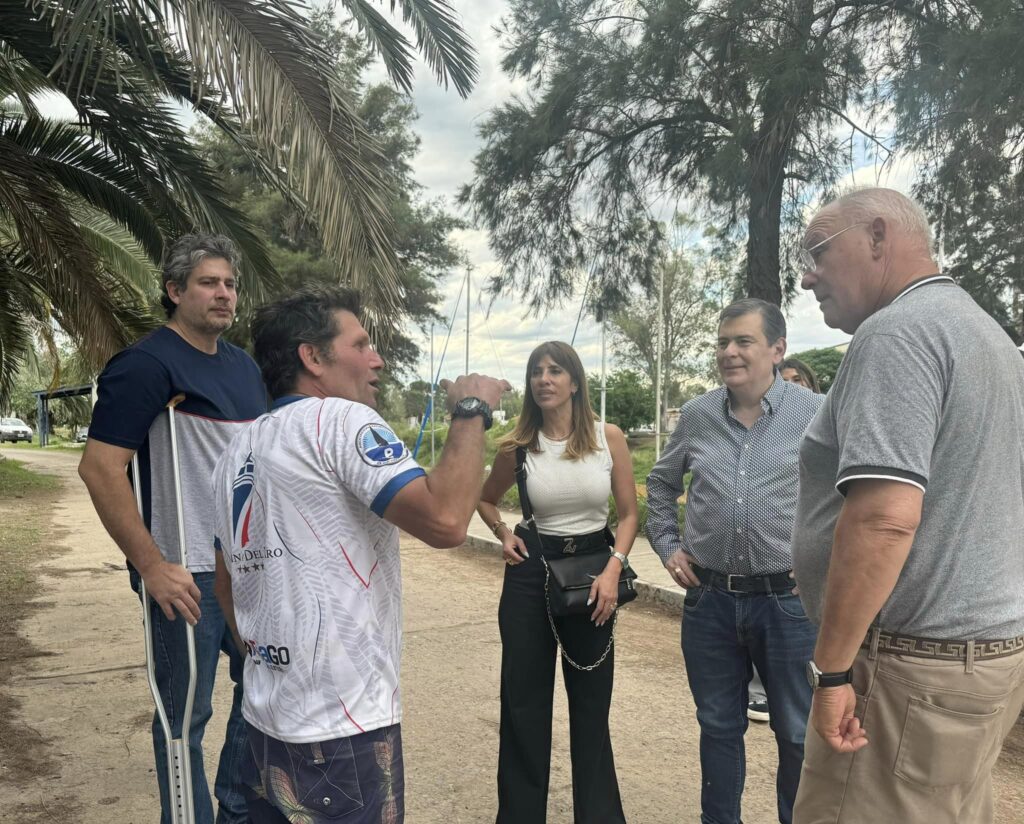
[{"xmin": 794, "ymin": 645, "xmax": 1024, "ymax": 823}]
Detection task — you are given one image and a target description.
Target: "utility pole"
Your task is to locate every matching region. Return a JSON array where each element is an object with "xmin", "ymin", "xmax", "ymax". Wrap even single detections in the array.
[
  {"xmin": 429, "ymin": 324, "xmax": 435, "ymax": 465},
  {"xmin": 600, "ymin": 320, "xmax": 607, "ymax": 422},
  {"xmin": 655, "ymin": 262, "xmax": 664, "ymax": 461}
]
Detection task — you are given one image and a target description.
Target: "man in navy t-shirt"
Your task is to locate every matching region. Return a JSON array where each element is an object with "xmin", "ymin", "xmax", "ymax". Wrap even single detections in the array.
[{"xmin": 79, "ymin": 234, "xmax": 266, "ymax": 824}]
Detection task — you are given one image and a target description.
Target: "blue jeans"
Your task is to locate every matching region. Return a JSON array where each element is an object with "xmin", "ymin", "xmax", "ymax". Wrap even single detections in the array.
[
  {"xmin": 681, "ymin": 584, "xmax": 817, "ymax": 824},
  {"xmin": 131, "ymin": 568, "xmax": 250, "ymax": 824}
]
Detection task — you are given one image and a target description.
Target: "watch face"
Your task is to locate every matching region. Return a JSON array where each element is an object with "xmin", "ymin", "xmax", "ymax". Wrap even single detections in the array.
[
  {"xmin": 458, "ymin": 398, "xmax": 481, "ymax": 412},
  {"xmin": 805, "ymin": 661, "xmax": 817, "ymax": 688}
]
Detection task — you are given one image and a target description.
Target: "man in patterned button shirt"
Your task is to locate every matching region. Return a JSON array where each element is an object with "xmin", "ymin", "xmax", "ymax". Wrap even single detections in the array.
[{"xmin": 647, "ymin": 298, "xmax": 823, "ymax": 824}]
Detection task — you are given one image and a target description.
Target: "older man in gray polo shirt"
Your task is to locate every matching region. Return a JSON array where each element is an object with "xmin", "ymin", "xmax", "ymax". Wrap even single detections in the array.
[{"xmin": 791, "ymin": 188, "xmax": 1024, "ymax": 823}]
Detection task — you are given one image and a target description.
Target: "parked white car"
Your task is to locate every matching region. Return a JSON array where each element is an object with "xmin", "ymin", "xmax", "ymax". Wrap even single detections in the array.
[{"xmin": 0, "ymin": 417, "xmax": 33, "ymax": 443}]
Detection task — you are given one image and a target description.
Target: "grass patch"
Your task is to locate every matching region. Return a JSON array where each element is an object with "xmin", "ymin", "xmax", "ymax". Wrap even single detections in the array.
[
  {"xmin": 0, "ymin": 457, "xmax": 64, "ymax": 792},
  {"xmin": 3, "ymin": 437, "xmax": 82, "ymax": 453},
  {"xmin": 0, "ymin": 457, "xmax": 60, "ymax": 498},
  {"xmin": 0, "ymin": 455, "xmax": 60, "ymax": 644}
]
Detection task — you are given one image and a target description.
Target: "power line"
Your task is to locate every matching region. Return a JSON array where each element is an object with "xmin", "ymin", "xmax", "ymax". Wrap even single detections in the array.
[
  {"xmin": 571, "ymin": 259, "xmax": 598, "ymax": 345},
  {"xmin": 412, "ymin": 272, "xmax": 467, "ymax": 459}
]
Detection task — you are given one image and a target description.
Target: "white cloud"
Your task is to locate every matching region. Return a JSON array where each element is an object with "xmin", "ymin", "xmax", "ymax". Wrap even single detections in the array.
[{"xmin": 786, "ymin": 291, "xmax": 849, "ymax": 353}]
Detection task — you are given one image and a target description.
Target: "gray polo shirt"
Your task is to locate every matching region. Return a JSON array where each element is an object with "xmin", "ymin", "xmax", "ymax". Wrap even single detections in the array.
[{"xmin": 792, "ymin": 276, "xmax": 1024, "ymax": 640}]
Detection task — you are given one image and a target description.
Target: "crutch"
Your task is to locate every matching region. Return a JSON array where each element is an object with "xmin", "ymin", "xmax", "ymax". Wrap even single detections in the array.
[{"xmin": 131, "ymin": 393, "xmax": 197, "ymax": 824}]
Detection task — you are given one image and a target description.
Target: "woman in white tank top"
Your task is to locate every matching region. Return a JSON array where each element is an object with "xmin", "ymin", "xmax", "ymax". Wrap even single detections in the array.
[{"xmin": 477, "ymin": 341, "xmax": 638, "ymax": 823}]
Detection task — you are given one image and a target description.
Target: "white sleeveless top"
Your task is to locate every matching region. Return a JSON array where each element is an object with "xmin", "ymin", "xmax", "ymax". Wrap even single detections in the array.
[{"xmin": 522, "ymin": 423, "xmax": 613, "ymax": 536}]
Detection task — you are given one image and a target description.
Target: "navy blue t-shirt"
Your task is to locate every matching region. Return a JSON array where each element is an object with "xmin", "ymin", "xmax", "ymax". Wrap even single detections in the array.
[{"xmin": 90, "ymin": 327, "xmax": 267, "ymax": 571}]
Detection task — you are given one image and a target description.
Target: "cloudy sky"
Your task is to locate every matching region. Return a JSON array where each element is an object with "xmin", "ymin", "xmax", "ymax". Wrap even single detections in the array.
[{"xmin": 370, "ymin": 2, "xmax": 922, "ymax": 390}]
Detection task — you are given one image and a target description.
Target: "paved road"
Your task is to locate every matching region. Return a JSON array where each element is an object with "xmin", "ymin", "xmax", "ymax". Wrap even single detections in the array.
[{"xmin": 2, "ymin": 447, "xmax": 1022, "ymax": 822}]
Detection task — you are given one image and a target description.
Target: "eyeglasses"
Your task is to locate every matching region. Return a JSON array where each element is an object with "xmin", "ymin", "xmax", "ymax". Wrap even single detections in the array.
[{"xmin": 798, "ymin": 223, "xmax": 866, "ymax": 271}]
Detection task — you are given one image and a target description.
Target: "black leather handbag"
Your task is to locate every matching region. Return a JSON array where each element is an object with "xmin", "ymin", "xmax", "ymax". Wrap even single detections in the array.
[
  {"xmin": 542, "ymin": 539, "xmax": 637, "ymax": 615},
  {"xmin": 514, "ymin": 447, "xmax": 638, "ymax": 619}
]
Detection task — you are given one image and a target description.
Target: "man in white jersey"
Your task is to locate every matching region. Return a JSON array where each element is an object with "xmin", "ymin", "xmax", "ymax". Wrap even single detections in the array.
[{"xmin": 212, "ymin": 284, "xmax": 508, "ymax": 824}]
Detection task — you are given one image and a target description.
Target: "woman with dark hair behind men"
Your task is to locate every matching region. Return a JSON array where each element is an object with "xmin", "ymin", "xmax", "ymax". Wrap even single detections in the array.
[
  {"xmin": 780, "ymin": 357, "xmax": 822, "ymax": 393},
  {"xmin": 477, "ymin": 341, "xmax": 638, "ymax": 823}
]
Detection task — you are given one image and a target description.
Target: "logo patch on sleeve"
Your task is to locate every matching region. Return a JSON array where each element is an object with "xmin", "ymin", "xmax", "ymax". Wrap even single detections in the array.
[{"xmin": 356, "ymin": 423, "xmax": 408, "ymax": 467}]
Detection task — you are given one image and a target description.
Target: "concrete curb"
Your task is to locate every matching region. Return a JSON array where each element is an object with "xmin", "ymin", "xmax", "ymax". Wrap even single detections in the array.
[{"xmin": 462, "ymin": 533, "xmax": 684, "ymax": 614}]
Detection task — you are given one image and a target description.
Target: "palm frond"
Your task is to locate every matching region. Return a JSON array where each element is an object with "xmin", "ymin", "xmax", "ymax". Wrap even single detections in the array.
[
  {"xmin": 344, "ymin": 0, "xmax": 417, "ymax": 94},
  {"xmin": 0, "ymin": 41, "xmax": 49, "ymax": 117},
  {"xmin": 71, "ymin": 202, "xmax": 161, "ymax": 294},
  {"xmin": 173, "ymin": 0, "xmax": 402, "ymax": 313},
  {"xmin": 0, "ymin": 126, "xmax": 96, "ymax": 289},
  {"xmin": 9, "ymin": 1, "xmax": 479, "ymax": 331},
  {"xmin": 122, "ymin": 27, "xmax": 317, "ymax": 224},
  {"xmin": 89, "ymin": 101, "xmax": 282, "ymax": 300},
  {"xmin": 0, "ymin": 246, "xmax": 38, "ymax": 402},
  {"xmin": 39, "ymin": 243, "xmax": 154, "ymax": 370},
  {"xmin": 29, "ymin": 0, "xmax": 166, "ymax": 98},
  {"xmin": 0, "ymin": 133, "xmax": 154, "ymax": 377},
  {"xmin": 2, "ymin": 0, "xmax": 480, "ymax": 389},
  {"xmin": 6, "ymin": 4, "xmax": 282, "ymax": 302},
  {"xmin": 387, "ymin": 0, "xmax": 478, "ymax": 98},
  {"xmin": 3, "ymin": 115, "xmax": 166, "ymax": 261}
]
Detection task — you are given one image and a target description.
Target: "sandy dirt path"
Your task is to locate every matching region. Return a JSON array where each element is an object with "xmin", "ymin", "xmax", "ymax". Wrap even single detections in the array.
[{"xmin": 1, "ymin": 447, "xmax": 1021, "ymax": 822}]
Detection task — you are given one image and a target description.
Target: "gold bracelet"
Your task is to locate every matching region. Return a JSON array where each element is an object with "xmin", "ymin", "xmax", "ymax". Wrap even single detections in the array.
[{"xmin": 490, "ymin": 520, "xmax": 509, "ymax": 536}]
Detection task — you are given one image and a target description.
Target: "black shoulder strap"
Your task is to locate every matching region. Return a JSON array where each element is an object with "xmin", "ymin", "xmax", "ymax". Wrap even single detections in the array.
[{"xmin": 514, "ymin": 446, "xmax": 541, "ymax": 547}]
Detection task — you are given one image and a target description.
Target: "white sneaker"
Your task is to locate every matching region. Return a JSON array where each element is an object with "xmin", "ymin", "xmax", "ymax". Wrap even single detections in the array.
[{"xmin": 747, "ymin": 700, "xmax": 769, "ymax": 722}]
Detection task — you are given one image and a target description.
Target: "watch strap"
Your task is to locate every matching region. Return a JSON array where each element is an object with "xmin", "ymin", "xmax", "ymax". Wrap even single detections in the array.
[
  {"xmin": 451, "ymin": 397, "xmax": 493, "ymax": 430},
  {"xmin": 817, "ymin": 668, "xmax": 853, "ymax": 688}
]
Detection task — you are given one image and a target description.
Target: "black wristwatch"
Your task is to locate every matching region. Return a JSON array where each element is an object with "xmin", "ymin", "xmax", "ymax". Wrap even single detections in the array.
[
  {"xmin": 451, "ymin": 396, "xmax": 493, "ymax": 430},
  {"xmin": 806, "ymin": 660, "xmax": 853, "ymax": 690}
]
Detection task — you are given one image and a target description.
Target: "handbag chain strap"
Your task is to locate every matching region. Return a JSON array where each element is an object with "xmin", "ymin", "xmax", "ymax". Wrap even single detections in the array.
[
  {"xmin": 516, "ymin": 447, "xmax": 619, "ymax": 672},
  {"xmin": 542, "ymin": 556, "xmax": 618, "ymax": 671}
]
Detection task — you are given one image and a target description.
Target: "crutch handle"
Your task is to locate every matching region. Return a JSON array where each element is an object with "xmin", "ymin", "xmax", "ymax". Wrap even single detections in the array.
[{"xmin": 167, "ymin": 393, "xmax": 186, "ymax": 409}]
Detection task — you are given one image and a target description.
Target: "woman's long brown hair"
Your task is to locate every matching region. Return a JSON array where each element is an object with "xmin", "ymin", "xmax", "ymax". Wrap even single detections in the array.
[{"xmin": 499, "ymin": 341, "xmax": 600, "ymax": 460}]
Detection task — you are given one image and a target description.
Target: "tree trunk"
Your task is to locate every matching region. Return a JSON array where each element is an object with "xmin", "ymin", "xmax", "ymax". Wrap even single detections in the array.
[{"xmin": 744, "ymin": 145, "xmax": 787, "ymax": 306}]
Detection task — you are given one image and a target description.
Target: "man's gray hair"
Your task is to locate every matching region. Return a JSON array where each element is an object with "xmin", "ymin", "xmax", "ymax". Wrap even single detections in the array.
[
  {"xmin": 834, "ymin": 188, "xmax": 934, "ymax": 254},
  {"xmin": 719, "ymin": 298, "xmax": 787, "ymax": 343},
  {"xmin": 160, "ymin": 234, "xmax": 240, "ymax": 318}
]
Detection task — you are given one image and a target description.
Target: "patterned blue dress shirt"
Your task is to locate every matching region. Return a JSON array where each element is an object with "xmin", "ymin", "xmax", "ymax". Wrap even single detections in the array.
[{"xmin": 646, "ymin": 373, "xmax": 824, "ymax": 575}]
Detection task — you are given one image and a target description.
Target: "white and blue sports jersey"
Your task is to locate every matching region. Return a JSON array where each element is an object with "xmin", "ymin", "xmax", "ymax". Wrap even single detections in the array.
[{"xmin": 212, "ymin": 395, "xmax": 425, "ymax": 743}]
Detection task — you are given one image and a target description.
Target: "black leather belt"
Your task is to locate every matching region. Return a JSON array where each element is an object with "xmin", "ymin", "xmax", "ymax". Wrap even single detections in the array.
[
  {"xmin": 514, "ymin": 524, "xmax": 611, "ymax": 556},
  {"xmin": 691, "ymin": 564, "xmax": 794, "ymax": 594}
]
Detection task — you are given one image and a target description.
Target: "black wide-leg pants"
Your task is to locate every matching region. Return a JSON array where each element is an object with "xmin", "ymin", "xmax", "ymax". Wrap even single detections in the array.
[{"xmin": 495, "ymin": 535, "xmax": 626, "ymax": 824}]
